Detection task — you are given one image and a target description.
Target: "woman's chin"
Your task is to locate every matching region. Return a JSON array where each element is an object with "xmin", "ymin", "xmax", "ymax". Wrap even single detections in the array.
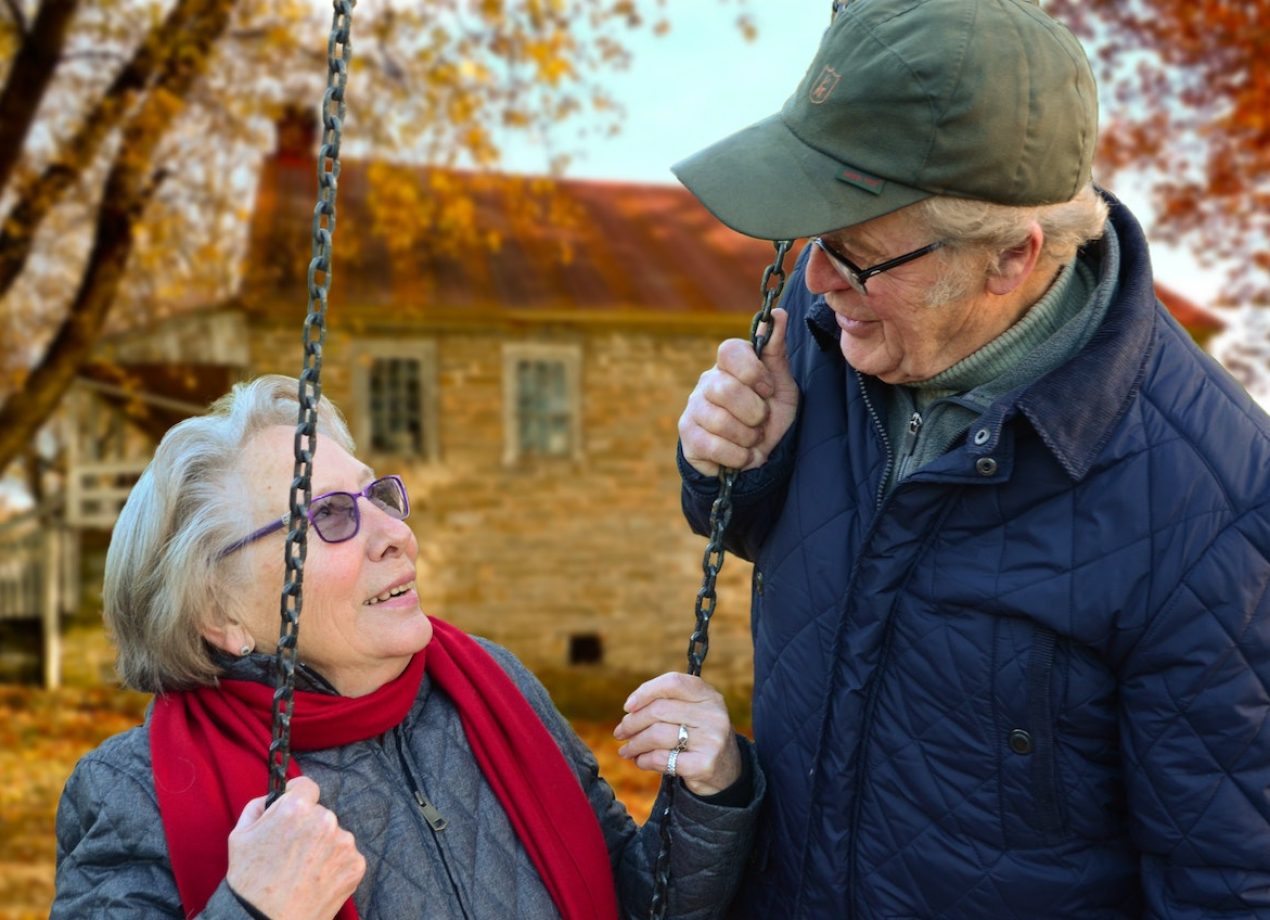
[
  {"xmin": 410, "ymin": 610, "xmax": 434, "ymax": 651},
  {"xmin": 383, "ymin": 607, "xmax": 433, "ymax": 655}
]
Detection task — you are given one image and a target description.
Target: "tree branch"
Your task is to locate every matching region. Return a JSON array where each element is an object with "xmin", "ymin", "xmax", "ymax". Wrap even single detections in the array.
[
  {"xmin": 59, "ymin": 48, "xmax": 128, "ymax": 64},
  {"xmin": 0, "ymin": 0, "xmax": 236, "ymax": 474},
  {"xmin": 1, "ymin": 0, "xmax": 25, "ymax": 33},
  {"xmin": 0, "ymin": 0, "xmax": 81, "ymax": 189},
  {"xmin": 0, "ymin": 0, "xmax": 233, "ymax": 302}
]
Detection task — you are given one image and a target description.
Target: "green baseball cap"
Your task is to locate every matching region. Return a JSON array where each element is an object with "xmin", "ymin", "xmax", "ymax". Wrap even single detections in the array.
[{"xmin": 672, "ymin": 0, "xmax": 1098, "ymax": 240}]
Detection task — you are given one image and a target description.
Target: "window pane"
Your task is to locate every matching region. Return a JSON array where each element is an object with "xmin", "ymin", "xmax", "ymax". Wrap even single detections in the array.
[
  {"xmin": 370, "ymin": 357, "xmax": 424, "ymax": 454},
  {"xmin": 516, "ymin": 359, "xmax": 571, "ymax": 457}
]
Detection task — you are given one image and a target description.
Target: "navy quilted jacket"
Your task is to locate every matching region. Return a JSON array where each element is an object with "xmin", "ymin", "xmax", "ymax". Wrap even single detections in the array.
[{"xmin": 680, "ymin": 196, "xmax": 1270, "ymax": 919}]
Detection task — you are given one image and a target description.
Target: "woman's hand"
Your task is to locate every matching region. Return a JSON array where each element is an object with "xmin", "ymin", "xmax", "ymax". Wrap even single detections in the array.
[
  {"xmin": 614, "ymin": 672, "xmax": 743, "ymax": 797},
  {"xmin": 226, "ymin": 776, "xmax": 365, "ymax": 920}
]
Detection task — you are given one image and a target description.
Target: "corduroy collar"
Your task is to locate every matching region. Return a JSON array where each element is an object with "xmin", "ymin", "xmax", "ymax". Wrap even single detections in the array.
[{"xmin": 1014, "ymin": 192, "xmax": 1156, "ymax": 481}]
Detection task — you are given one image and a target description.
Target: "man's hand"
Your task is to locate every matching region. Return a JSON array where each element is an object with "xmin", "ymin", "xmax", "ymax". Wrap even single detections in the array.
[{"xmin": 679, "ymin": 308, "xmax": 799, "ymax": 476}]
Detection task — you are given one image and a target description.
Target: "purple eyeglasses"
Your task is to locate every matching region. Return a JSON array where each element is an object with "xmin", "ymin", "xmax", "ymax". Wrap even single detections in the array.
[{"xmin": 219, "ymin": 475, "xmax": 410, "ymax": 558}]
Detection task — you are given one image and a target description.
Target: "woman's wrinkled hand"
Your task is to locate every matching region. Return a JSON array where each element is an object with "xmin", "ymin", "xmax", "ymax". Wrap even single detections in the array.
[
  {"xmin": 614, "ymin": 672, "xmax": 743, "ymax": 797},
  {"xmin": 226, "ymin": 775, "xmax": 365, "ymax": 920}
]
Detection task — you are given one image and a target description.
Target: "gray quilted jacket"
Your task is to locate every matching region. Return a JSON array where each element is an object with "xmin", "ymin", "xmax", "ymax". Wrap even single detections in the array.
[{"xmin": 53, "ymin": 639, "xmax": 763, "ymax": 919}]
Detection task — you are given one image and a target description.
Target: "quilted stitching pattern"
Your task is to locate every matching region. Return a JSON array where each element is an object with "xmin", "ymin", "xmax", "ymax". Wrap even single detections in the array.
[
  {"xmin": 52, "ymin": 640, "xmax": 763, "ymax": 919},
  {"xmin": 682, "ymin": 207, "xmax": 1270, "ymax": 919}
]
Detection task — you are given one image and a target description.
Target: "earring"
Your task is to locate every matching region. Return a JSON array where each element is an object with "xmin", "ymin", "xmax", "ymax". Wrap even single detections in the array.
[{"xmin": 239, "ymin": 643, "xmax": 253, "ymax": 656}]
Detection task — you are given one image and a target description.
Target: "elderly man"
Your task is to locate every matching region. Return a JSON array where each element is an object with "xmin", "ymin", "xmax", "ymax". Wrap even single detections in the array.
[{"xmin": 674, "ymin": 1, "xmax": 1270, "ymax": 918}]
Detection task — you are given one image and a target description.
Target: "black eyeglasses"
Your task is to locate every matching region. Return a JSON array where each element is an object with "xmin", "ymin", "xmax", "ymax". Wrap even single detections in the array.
[
  {"xmin": 812, "ymin": 236, "xmax": 944, "ymax": 295},
  {"xmin": 219, "ymin": 475, "xmax": 410, "ymax": 558}
]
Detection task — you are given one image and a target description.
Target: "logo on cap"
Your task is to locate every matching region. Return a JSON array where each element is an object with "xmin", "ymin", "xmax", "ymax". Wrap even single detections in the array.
[
  {"xmin": 810, "ymin": 66, "xmax": 841, "ymax": 104},
  {"xmin": 837, "ymin": 166, "xmax": 886, "ymax": 195}
]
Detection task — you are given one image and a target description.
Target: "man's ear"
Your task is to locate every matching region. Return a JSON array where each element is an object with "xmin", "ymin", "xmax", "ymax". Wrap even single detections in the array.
[{"xmin": 986, "ymin": 222, "xmax": 1044, "ymax": 296}]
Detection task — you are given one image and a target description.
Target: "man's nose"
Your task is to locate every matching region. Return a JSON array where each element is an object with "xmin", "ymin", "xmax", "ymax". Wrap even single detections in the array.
[{"xmin": 804, "ymin": 241, "xmax": 854, "ymax": 296}]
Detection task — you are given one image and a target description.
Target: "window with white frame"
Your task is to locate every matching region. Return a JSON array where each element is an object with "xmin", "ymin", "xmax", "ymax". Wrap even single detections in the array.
[
  {"xmin": 502, "ymin": 343, "xmax": 581, "ymax": 464},
  {"xmin": 350, "ymin": 340, "xmax": 439, "ymax": 459}
]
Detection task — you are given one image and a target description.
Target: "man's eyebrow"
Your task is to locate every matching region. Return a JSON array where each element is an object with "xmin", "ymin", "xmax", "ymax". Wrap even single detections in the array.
[{"xmin": 823, "ymin": 230, "xmax": 881, "ymax": 260}]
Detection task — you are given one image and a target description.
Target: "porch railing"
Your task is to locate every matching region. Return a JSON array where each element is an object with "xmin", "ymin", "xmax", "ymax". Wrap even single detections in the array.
[{"xmin": 0, "ymin": 501, "xmax": 80, "ymax": 688}]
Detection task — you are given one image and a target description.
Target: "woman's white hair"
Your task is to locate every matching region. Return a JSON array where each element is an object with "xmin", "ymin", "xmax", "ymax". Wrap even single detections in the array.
[
  {"xmin": 103, "ymin": 375, "xmax": 355, "ymax": 693},
  {"xmin": 913, "ymin": 182, "xmax": 1110, "ymax": 305}
]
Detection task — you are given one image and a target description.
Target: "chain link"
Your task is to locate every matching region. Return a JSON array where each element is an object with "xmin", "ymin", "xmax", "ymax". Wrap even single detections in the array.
[
  {"xmin": 267, "ymin": 0, "xmax": 355, "ymax": 807},
  {"xmin": 260, "ymin": 6, "xmax": 786, "ymax": 906},
  {"xmin": 647, "ymin": 238, "xmax": 792, "ymax": 920}
]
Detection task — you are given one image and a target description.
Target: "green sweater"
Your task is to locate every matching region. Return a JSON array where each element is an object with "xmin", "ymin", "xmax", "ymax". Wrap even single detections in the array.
[{"xmin": 882, "ymin": 225, "xmax": 1119, "ymax": 494}]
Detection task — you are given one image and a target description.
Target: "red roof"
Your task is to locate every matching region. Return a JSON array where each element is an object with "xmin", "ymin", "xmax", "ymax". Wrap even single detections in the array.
[
  {"xmin": 239, "ymin": 148, "xmax": 1225, "ymax": 338},
  {"xmin": 1155, "ymin": 283, "xmax": 1224, "ymax": 335},
  {"xmin": 241, "ymin": 157, "xmax": 781, "ymax": 324}
]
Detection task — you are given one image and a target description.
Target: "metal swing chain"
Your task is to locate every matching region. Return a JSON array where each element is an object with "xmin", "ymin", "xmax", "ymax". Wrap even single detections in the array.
[
  {"xmin": 647, "ymin": 238, "xmax": 793, "ymax": 920},
  {"xmin": 267, "ymin": 0, "xmax": 355, "ymax": 806}
]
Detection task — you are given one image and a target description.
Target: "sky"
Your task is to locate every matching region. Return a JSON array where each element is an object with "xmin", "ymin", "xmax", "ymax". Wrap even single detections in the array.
[{"xmin": 496, "ymin": 2, "xmax": 1222, "ymax": 307}]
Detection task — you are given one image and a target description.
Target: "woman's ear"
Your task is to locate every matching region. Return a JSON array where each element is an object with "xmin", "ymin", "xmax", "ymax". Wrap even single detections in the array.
[
  {"xmin": 986, "ymin": 222, "xmax": 1044, "ymax": 296},
  {"xmin": 201, "ymin": 618, "xmax": 255, "ymax": 657}
]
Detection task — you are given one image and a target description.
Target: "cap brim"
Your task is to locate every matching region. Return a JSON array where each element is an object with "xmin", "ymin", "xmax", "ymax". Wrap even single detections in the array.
[{"xmin": 672, "ymin": 112, "xmax": 932, "ymax": 241}]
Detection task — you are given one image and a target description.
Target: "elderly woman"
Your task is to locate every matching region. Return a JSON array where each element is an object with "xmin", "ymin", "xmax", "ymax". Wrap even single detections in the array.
[{"xmin": 52, "ymin": 375, "xmax": 761, "ymax": 920}]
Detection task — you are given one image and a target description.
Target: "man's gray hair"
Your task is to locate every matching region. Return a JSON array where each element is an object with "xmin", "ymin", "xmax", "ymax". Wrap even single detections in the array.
[
  {"xmin": 915, "ymin": 183, "xmax": 1109, "ymax": 306},
  {"xmin": 103, "ymin": 375, "xmax": 355, "ymax": 693}
]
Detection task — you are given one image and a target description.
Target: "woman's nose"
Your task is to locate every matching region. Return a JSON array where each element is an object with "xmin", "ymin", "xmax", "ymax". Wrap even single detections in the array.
[{"xmin": 364, "ymin": 503, "xmax": 417, "ymax": 559}]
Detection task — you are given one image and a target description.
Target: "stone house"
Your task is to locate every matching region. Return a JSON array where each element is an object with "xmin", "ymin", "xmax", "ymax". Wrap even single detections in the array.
[{"xmin": 6, "ymin": 122, "xmax": 789, "ymax": 690}]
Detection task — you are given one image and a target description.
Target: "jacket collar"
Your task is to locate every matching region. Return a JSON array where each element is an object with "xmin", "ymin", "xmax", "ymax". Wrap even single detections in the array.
[
  {"xmin": 1014, "ymin": 192, "xmax": 1156, "ymax": 481},
  {"xmin": 805, "ymin": 190, "xmax": 1157, "ymax": 482},
  {"xmin": 213, "ymin": 647, "xmax": 342, "ymax": 695}
]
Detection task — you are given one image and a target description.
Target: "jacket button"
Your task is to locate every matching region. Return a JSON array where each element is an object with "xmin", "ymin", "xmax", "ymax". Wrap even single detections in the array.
[
  {"xmin": 976, "ymin": 457, "xmax": 998, "ymax": 477},
  {"xmin": 754, "ymin": 570, "xmax": 764, "ymax": 595},
  {"xmin": 1008, "ymin": 729, "xmax": 1033, "ymax": 755}
]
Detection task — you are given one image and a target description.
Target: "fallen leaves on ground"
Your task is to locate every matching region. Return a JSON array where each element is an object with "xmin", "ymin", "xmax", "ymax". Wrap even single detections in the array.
[{"xmin": 0, "ymin": 684, "xmax": 660, "ymax": 918}]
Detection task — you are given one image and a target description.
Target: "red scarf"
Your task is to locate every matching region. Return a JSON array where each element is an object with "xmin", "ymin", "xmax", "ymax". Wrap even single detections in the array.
[{"xmin": 150, "ymin": 617, "xmax": 618, "ymax": 920}]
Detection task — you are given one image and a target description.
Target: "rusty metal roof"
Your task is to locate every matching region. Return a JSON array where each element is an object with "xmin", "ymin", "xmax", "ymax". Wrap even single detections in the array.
[
  {"xmin": 241, "ymin": 155, "xmax": 782, "ymax": 327},
  {"xmin": 1155, "ymin": 284, "xmax": 1225, "ymax": 336},
  {"xmin": 239, "ymin": 150, "xmax": 1224, "ymax": 337}
]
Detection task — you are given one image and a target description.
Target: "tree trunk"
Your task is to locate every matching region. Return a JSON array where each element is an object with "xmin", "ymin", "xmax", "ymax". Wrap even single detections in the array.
[
  {"xmin": 0, "ymin": 0, "xmax": 229, "ymax": 300},
  {"xmin": 0, "ymin": 0, "xmax": 236, "ymax": 474},
  {"xmin": 0, "ymin": 0, "xmax": 81, "ymax": 190}
]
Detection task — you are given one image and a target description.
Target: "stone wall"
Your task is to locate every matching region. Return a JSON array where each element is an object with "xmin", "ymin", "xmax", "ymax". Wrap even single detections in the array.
[{"xmin": 248, "ymin": 317, "xmax": 759, "ymax": 693}]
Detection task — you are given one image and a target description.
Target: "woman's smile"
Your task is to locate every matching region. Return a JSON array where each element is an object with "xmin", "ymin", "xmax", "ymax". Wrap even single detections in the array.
[{"xmin": 363, "ymin": 578, "xmax": 418, "ymax": 608}]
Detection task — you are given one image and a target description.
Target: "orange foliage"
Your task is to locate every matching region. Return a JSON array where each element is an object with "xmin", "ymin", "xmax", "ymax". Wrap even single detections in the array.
[
  {"xmin": 0, "ymin": 0, "xmax": 754, "ymax": 477},
  {"xmin": 1046, "ymin": 0, "xmax": 1270, "ymax": 307},
  {"xmin": 0, "ymin": 686, "xmax": 150, "ymax": 919}
]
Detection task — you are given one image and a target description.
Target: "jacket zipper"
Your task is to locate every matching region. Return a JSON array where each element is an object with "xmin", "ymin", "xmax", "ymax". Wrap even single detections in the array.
[
  {"xmin": 855, "ymin": 369, "xmax": 893, "ymax": 510},
  {"xmin": 392, "ymin": 730, "xmax": 470, "ymax": 920},
  {"xmin": 791, "ymin": 371, "xmax": 896, "ymax": 916},
  {"xmin": 412, "ymin": 789, "xmax": 448, "ymax": 831},
  {"xmin": 843, "ymin": 490, "xmax": 963, "ymax": 920},
  {"xmin": 894, "ymin": 410, "xmax": 924, "ymax": 485}
]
